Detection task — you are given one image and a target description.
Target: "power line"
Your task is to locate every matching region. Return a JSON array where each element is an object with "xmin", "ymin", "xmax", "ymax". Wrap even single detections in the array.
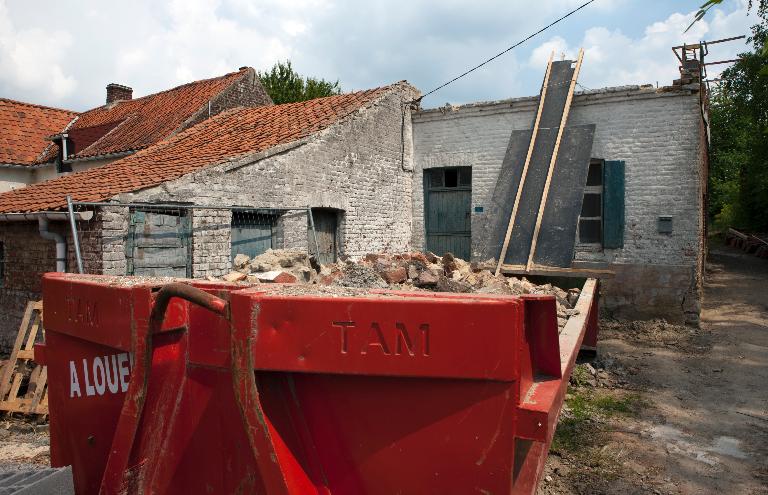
[{"xmin": 417, "ymin": 0, "xmax": 596, "ymax": 102}]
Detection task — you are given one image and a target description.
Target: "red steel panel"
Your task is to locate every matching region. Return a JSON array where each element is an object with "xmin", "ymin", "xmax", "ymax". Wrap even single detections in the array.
[
  {"xmin": 232, "ymin": 291, "xmax": 524, "ymax": 381},
  {"xmin": 39, "ymin": 273, "xmax": 598, "ymax": 495}
]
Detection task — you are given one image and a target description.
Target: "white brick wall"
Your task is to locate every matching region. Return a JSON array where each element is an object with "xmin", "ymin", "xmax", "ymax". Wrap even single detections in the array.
[
  {"xmin": 412, "ymin": 87, "xmax": 704, "ymax": 265},
  {"xmin": 412, "ymin": 86, "xmax": 706, "ymax": 323}
]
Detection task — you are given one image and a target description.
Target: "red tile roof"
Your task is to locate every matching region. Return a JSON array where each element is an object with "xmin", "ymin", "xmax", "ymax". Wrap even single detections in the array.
[
  {"xmin": 0, "ymin": 85, "xmax": 397, "ymax": 214},
  {"xmin": 0, "ymin": 99, "xmax": 77, "ymax": 166},
  {"xmin": 37, "ymin": 68, "xmax": 252, "ymax": 163}
]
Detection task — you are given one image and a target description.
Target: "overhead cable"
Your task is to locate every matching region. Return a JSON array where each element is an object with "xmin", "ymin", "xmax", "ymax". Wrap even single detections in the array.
[{"xmin": 416, "ymin": 0, "xmax": 596, "ymax": 102}]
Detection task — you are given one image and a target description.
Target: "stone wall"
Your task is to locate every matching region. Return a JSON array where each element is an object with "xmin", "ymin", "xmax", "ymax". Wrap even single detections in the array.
[
  {"xmin": 90, "ymin": 84, "xmax": 419, "ymax": 279},
  {"xmin": 411, "ymin": 85, "xmax": 706, "ymax": 323},
  {"xmin": 191, "ymin": 208, "xmax": 231, "ymax": 278}
]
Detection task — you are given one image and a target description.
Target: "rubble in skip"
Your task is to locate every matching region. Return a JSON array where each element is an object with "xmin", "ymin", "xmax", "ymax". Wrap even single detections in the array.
[{"xmin": 218, "ymin": 249, "xmax": 582, "ymax": 328}]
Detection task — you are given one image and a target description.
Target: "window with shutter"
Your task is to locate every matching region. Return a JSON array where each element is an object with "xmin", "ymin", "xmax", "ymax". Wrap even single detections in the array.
[
  {"xmin": 578, "ymin": 160, "xmax": 604, "ymax": 247},
  {"xmin": 577, "ymin": 159, "xmax": 626, "ymax": 250},
  {"xmin": 602, "ymin": 160, "xmax": 625, "ymax": 249}
]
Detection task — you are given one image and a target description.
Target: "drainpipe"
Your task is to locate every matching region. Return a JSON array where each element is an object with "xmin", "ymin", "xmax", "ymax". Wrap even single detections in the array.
[{"xmin": 38, "ymin": 216, "xmax": 66, "ymax": 272}]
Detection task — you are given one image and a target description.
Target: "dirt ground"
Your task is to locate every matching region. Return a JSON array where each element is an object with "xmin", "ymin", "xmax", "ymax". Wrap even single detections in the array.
[{"xmin": 539, "ymin": 243, "xmax": 768, "ymax": 495}]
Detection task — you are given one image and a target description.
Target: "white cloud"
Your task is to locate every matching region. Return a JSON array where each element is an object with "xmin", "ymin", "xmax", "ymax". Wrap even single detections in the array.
[
  {"xmin": 0, "ymin": 0, "xmax": 77, "ymax": 102},
  {"xmin": 531, "ymin": 3, "xmax": 754, "ymax": 90},
  {"xmin": 0, "ymin": 0, "xmax": 760, "ymax": 110},
  {"xmin": 529, "ymin": 36, "xmax": 575, "ymax": 68}
]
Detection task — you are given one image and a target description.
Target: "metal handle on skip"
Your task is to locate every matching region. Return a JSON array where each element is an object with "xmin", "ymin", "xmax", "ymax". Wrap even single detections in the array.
[{"xmin": 100, "ymin": 283, "xmax": 229, "ymax": 495}]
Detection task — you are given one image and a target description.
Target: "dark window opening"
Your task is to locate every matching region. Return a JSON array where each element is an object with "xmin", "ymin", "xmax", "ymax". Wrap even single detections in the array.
[
  {"xmin": 579, "ymin": 219, "xmax": 602, "ymax": 244},
  {"xmin": 429, "ymin": 170, "xmax": 443, "ymax": 188},
  {"xmin": 578, "ymin": 160, "xmax": 603, "ymax": 246},
  {"xmin": 444, "ymin": 168, "xmax": 458, "ymax": 188},
  {"xmin": 581, "ymin": 193, "xmax": 602, "ymax": 217},
  {"xmin": 586, "ymin": 161, "xmax": 602, "ymax": 186},
  {"xmin": 459, "ymin": 167, "xmax": 472, "ymax": 186},
  {"xmin": 426, "ymin": 167, "xmax": 471, "ymax": 190},
  {"xmin": 55, "ymin": 137, "xmax": 74, "ymax": 173}
]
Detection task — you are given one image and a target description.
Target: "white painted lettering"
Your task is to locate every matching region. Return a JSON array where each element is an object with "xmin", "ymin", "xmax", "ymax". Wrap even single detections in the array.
[
  {"xmin": 105, "ymin": 355, "xmax": 119, "ymax": 394},
  {"xmin": 82, "ymin": 359, "xmax": 95, "ymax": 396},
  {"xmin": 93, "ymin": 357, "xmax": 106, "ymax": 396},
  {"xmin": 118, "ymin": 353, "xmax": 131, "ymax": 393},
  {"xmin": 69, "ymin": 361, "xmax": 81, "ymax": 398}
]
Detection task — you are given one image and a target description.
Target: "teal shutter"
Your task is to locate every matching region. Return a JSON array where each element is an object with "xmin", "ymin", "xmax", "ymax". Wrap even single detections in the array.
[{"xmin": 603, "ymin": 160, "xmax": 625, "ymax": 249}]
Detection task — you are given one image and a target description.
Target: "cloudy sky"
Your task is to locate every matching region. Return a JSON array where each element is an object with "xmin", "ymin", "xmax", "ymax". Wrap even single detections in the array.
[{"xmin": 0, "ymin": 0, "xmax": 759, "ymax": 111}]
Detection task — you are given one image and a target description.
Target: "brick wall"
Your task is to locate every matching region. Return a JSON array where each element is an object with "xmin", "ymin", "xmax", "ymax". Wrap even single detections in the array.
[
  {"xmin": 412, "ymin": 86, "xmax": 706, "ymax": 323},
  {"xmin": 0, "ymin": 222, "xmax": 58, "ymax": 349},
  {"xmin": 101, "ymin": 83, "xmax": 419, "ymax": 277}
]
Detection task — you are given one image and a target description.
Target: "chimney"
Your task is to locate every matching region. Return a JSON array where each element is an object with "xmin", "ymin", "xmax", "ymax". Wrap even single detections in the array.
[{"xmin": 106, "ymin": 83, "xmax": 133, "ymax": 104}]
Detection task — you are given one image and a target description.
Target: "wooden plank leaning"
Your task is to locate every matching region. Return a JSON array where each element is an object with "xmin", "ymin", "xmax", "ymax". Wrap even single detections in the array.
[
  {"xmin": 526, "ymin": 48, "xmax": 585, "ymax": 271},
  {"xmin": 495, "ymin": 52, "xmax": 555, "ymax": 276}
]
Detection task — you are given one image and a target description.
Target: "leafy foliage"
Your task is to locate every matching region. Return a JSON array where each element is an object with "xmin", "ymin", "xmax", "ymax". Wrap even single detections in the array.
[
  {"xmin": 258, "ymin": 61, "xmax": 341, "ymax": 104},
  {"xmin": 709, "ymin": 21, "xmax": 768, "ymax": 230},
  {"xmin": 686, "ymin": 0, "xmax": 767, "ymax": 34}
]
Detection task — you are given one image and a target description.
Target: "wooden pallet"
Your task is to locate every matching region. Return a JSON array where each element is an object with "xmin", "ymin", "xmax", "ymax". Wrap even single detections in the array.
[{"xmin": 0, "ymin": 301, "xmax": 48, "ymax": 415}]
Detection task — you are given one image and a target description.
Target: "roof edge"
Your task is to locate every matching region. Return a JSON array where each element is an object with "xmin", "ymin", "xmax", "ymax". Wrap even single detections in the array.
[
  {"xmin": 0, "ymin": 97, "xmax": 78, "ymax": 115},
  {"xmin": 413, "ymin": 84, "xmax": 694, "ymax": 117},
  {"xmin": 198, "ymin": 82, "xmax": 417, "ymax": 175}
]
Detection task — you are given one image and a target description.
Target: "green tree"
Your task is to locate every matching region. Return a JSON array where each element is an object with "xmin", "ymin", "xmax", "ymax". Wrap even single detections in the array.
[
  {"xmin": 709, "ymin": 21, "xmax": 768, "ymax": 230},
  {"xmin": 686, "ymin": 0, "xmax": 766, "ymax": 35},
  {"xmin": 258, "ymin": 61, "xmax": 341, "ymax": 104}
]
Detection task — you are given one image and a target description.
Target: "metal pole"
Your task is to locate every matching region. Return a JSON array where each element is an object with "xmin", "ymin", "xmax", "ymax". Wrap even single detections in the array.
[
  {"xmin": 307, "ymin": 206, "xmax": 320, "ymax": 259},
  {"xmin": 66, "ymin": 195, "xmax": 84, "ymax": 274}
]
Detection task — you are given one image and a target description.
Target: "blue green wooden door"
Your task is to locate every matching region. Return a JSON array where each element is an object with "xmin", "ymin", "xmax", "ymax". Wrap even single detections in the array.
[
  {"xmin": 231, "ymin": 212, "xmax": 275, "ymax": 260},
  {"xmin": 424, "ymin": 167, "xmax": 472, "ymax": 260},
  {"xmin": 126, "ymin": 210, "xmax": 191, "ymax": 277}
]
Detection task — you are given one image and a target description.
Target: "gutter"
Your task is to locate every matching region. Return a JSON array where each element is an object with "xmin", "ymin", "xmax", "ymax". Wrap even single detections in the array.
[
  {"xmin": 62, "ymin": 149, "xmax": 136, "ymax": 165},
  {"xmin": 0, "ymin": 162, "xmax": 54, "ymax": 170},
  {"xmin": 0, "ymin": 211, "xmax": 94, "ymax": 222}
]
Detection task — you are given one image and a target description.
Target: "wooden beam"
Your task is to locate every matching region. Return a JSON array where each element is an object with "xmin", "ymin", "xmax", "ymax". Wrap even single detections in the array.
[
  {"xmin": 495, "ymin": 52, "xmax": 554, "ymax": 276},
  {"xmin": 500, "ymin": 263, "xmax": 614, "ymax": 279},
  {"xmin": 526, "ymin": 48, "xmax": 584, "ymax": 271}
]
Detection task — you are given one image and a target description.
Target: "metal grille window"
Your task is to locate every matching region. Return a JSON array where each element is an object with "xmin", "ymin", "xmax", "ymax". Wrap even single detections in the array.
[
  {"xmin": 231, "ymin": 210, "xmax": 278, "ymax": 260},
  {"xmin": 578, "ymin": 160, "xmax": 603, "ymax": 246}
]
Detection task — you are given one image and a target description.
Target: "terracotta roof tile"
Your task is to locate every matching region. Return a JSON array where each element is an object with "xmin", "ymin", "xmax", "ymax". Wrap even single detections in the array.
[
  {"xmin": 0, "ymin": 85, "xmax": 396, "ymax": 214},
  {"xmin": 0, "ymin": 99, "xmax": 77, "ymax": 166},
  {"xmin": 37, "ymin": 69, "xmax": 251, "ymax": 163}
]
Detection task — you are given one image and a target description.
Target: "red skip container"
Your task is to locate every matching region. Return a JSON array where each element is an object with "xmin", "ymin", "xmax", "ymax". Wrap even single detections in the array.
[{"xmin": 36, "ymin": 272, "xmax": 598, "ymax": 494}]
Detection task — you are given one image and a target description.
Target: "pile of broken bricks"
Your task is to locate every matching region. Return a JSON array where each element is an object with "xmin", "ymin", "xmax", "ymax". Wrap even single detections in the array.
[{"xmin": 216, "ymin": 249, "xmax": 582, "ymax": 328}]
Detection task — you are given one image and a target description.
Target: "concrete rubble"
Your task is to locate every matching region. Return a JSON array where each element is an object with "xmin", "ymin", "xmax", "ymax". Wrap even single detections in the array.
[{"xmin": 220, "ymin": 249, "xmax": 582, "ymax": 328}]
